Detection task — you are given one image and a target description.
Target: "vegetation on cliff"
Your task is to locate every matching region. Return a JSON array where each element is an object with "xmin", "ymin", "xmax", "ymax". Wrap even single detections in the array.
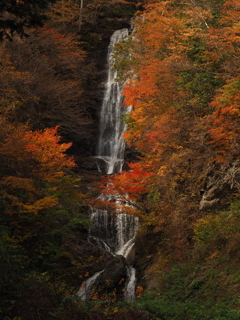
[{"xmin": 99, "ymin": 0, "xmax": 240, "ymax": 319}]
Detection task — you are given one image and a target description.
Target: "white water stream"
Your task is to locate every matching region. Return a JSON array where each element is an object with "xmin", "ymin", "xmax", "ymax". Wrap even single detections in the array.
[
  {"xmin": 77, "ymin": 28, "xmax": 139, "ymax": 302},
  {"xmin": 96, "ymin": 28, "xmax": 132, "ymax": 174}
]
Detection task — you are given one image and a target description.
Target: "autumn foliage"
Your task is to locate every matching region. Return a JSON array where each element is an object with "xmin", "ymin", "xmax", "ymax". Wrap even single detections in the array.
[
  {"xmin": 98, "ymin": 0, "xmax": 240, "ymax": 257},
  {"xmin": 103, "ymin": 163, "xmax": 153, "ymax": 197},
  {"xmin": 208, "ymin": 77, "xmax": 240, "ymax": 162},
  {"xmin": 0, "ymin": 0, "xmax": 240, "ymax": 318},
  {"xmin": 0, "ymin": 124, "xmax": 76, "ymax": 215}
]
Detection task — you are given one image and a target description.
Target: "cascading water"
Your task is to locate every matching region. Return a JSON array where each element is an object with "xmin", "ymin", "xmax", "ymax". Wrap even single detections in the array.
[
  {"xmin": 77, "ymin": 28, "xmax": 139, "ymax": 302},
  {"xmin": 96, "ymin": 28, "xmax": 132, "ymax": 175}
]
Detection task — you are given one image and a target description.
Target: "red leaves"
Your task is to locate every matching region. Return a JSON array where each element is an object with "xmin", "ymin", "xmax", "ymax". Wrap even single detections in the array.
[
  {"xmin": 107, "ymin": 168, "xmax": 153, "ymax": 195},
  {"xmin": 97, "ymin": 163, "xmax": 154, "ymax": 208},
  {"xmin": 88, "ymin": 162, "xmax": 155, "ymax": 215}
]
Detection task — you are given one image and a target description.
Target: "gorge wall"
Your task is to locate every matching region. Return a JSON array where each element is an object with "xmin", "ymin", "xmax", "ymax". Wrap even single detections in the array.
[{"xmin": 72, "ymin": 2, "xmax": 137, "ymax": 165}]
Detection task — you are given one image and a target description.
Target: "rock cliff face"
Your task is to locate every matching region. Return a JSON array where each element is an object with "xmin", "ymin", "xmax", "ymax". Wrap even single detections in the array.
[
  {"xmin": 74, "ymin": 4, "xmax": 136, "ymax": 168},
  {"xmin": 200, "ymin": 160, "xmax": 240, "ymax": 210},
  {"xmin": 95, "ymin": 255, "xmax": 127, "ymax": 299}
]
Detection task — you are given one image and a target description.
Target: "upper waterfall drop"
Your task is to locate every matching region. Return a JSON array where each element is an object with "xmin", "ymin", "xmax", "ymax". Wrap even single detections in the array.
[{"xmin": 96, "ymin": 28, "xmax": 130, "ymax": 175}]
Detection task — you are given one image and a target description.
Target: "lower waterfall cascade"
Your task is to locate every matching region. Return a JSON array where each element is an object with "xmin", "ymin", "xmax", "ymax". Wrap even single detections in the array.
[{"xmin": 77, "ymin": 28, "xmax": 139, "ymax": 302}]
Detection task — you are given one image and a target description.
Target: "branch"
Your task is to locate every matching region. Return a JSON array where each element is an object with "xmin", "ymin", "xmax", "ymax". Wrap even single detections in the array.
[{"xmin": 188, "ymin": 0, "xmax": 210, "ymax": 29}]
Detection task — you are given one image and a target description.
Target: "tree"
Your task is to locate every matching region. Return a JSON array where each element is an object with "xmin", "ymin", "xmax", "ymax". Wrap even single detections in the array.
[
  {"xmin": 208, "ymin": 77, "xmax": 240, "ymax": 162},
  {"xmin": 0, "ymin": 23, "xmax": 94, "ymax": 147},
  {"xmin": 0, "ymin": 0, "xmax": 55, "ymax": 40},
  {"xmin": 0, "ymin": 124, "xmax": 76, "ymax": 214},
  {"xmin": 0, "ymin": 120, "xmax": 88, "ymax": 319},
  {"xmin": 91, "ymin": 162, "xmax": 154, "ymax": 215}
]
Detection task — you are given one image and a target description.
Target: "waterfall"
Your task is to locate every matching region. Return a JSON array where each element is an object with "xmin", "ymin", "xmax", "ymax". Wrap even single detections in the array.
[
  {"xmin": 76, "ymin": 270, "xmax": 105, "ymax": 300},
  {"xmin": 96, "ymin": 28, "xmax": 131, "ymax": 175},
  {"xmin": 77, "ymin": 28, "xmax": 139, "ymax": 302},
  {"xmin": 89, "ymin": 211, "xmax": 139, "ymax": 258},
  {"xmin": 125, "ymin": 266, "xmax": 137, "ymax": 302}
]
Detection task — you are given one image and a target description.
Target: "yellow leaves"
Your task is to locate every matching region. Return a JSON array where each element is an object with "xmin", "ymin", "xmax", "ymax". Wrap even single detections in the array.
[
  {"xmin": 23, "ymin": 197, "xmax": 58, "ymax": 215},
  {"xmin": 157, "ymin": 165, "xmax": 168, "ymax": 176},
  {"xmin": 2, "ymin": 190, "xmax": 58, "ymax": 215}
]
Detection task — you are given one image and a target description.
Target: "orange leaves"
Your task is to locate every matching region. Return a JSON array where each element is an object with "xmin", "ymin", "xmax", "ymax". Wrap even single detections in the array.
[
  {"xmin": 0, "ymin": 124, "xmax": 76, "ymax": 214},
  {"xmin": 120, "ymin": 2, "xmax": 187, "ymax": 158},
  {"xmin": 121, "ymin": 0, "xmax": 239, "ymax": 166},
  {"xmin": 208, "ymin": 77, "xmax": 240, "ymax": 162},
  {"xmin": 22, "ymin": 126, "xmax": 75, "ymax": 182},
  {"xmin": 1, "ymin": 126, "xmax": 75, "ymax": 182},
  {"xmin": 204, "ymin": 1, "xmax": 240, "ymax": 75},
  {"xmin": 135, "ymin": 285, "xmax": 143, "ymax": 298},
  {"xmin": 47, "ymin": 0, "xmax": 81, "ymax": 25},
  {"xmin": 36, "ymin": 27, "xmax": 85, "ymax": 59},
  {"xmin": 222, "ymin": 0, "xmax": 240, "ymax": 24},
  {"xmin": 22, "ymin": 197, "xmax": 58, "ymax": 215}
]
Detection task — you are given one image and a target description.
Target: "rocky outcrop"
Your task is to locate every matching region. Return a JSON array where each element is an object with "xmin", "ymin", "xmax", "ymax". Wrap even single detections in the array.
[
  {"xmin": 96, "ymin": 255, "xmax": 127, "ymax": 298},
  {"xmin": 200, "ymin": 160, "xmax": 240, "ymax": 210}
]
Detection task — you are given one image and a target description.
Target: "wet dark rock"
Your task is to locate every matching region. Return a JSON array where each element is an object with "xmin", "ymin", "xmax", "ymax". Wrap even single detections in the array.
[{"xmin": 95, "ymin": 254, "xmax": 127, "ymax": 298}]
